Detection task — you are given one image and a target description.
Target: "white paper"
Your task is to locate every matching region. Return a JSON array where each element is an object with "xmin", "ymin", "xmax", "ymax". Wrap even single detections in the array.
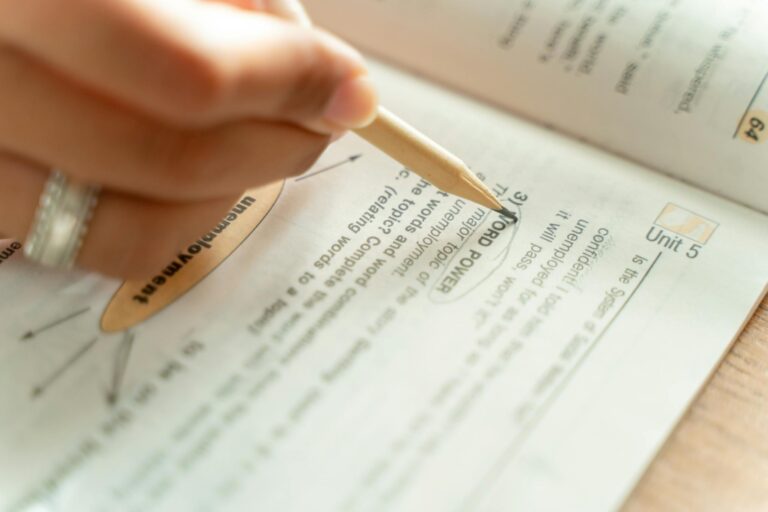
[
  {"xmin": 0, "ymin": 61, "xmax": 767, "ymax": 512},
  {"xmin": 306, "ymin": 0, "xmax": 768, "ymax": 213}
]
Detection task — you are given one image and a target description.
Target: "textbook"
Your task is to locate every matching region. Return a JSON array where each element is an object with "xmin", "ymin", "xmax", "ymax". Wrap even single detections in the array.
[{"xmin": 1, "ymin": 0, "xmax": 768, "ymax": 510}]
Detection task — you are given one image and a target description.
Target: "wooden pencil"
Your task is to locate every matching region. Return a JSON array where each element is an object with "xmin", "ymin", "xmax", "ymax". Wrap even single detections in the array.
[
  {"xmin": 355, "ymin": 107, "xmax": 516, "ymax": 220},
  {"xmin": 272, "ymin": 1, "xmax": 516, "ymax": 220}
]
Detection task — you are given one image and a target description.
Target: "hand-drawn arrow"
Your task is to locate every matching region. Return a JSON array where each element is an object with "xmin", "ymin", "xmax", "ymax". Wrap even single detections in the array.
[
  {"xmin": 295, "ymin": 154, "xmax": 362, "ymax": 182},
  {"xmin": 20, "ymin": 307, "xmax": 91, "ymax": 341},
  {"xmin": 31, "ymin": 336, "xmax": 100, "ymax": 399},
  {"xmin": 107, "ymin": 331, "xmax": 136, "ymax": 406}
]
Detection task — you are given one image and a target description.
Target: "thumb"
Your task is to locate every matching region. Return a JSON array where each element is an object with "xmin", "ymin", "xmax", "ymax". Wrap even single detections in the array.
[
  {"xmin": 186, "ymin": 6, "xmax": 378, "ymax": 130},
  {"xmin": 0, "ymin": 0, "xmax": 377, "ymax": 130},
  {"xmin": 249, "ymin": 0, "xmax": 378, "ymax": 134},
  {"xmin": 253, "ymin": 0, "xmax": 312, "ymax": 26}
]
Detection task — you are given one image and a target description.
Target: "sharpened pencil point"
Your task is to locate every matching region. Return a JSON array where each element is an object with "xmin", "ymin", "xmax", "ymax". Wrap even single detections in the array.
[
  {"xmin": 496, "ymin": 207, "xmax": 519, "ymax": 222},
  {"xmin": 496, "ymin": 207, "xmax": 520, "ymax": 222}
]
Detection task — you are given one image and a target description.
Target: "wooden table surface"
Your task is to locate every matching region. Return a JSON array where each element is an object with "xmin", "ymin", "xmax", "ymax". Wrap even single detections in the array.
[{"xmin": 623, "ymin": 296, "xmax": 768, "ymax": 512}]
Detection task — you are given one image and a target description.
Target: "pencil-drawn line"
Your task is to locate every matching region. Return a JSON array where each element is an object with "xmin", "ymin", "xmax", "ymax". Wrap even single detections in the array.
[
  {"xmin": 107, "ymin": 330, "xmax": 136, "ymax": 406},
  {"xmin": 31, "ymin": 337, "xmax": 100, "ymax": 399},
  {"xmin": 20, "ymin": 306, "xmax": 91, "ymax": 341},
  {"xmin": 733, "ymin": 69, "xmax": 768, "ymax": 138},
  {"xmin": 295, "ymin": 154, "xmax": 362, "ymax": 182},
  {"xmin": 428, "ymin": 206, "xmax": 522, "ymax": 304},
  {"xmin": 457, "ymin": 252, "xmax": 662, "ymax": 512}
]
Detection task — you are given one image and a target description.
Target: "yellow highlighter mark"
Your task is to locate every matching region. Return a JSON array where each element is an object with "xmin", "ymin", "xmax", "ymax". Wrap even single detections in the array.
[{"xmin": 654, "ymin": 203, "xmax": 718, "ymax": 244}]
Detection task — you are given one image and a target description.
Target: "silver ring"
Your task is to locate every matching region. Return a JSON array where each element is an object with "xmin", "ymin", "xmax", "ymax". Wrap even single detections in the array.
[{"xmin": 23, "ymin": 170, "xmax": 100, "ymax": 269}]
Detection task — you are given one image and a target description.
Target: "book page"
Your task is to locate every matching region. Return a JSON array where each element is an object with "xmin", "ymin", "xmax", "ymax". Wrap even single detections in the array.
[
  {"xmin": 305, "ymin": 0, "xmax": 768, "ymax": 213},
  {"xmin": 1, "ymin": 61, "xmax": 767, "ymax": 512}
]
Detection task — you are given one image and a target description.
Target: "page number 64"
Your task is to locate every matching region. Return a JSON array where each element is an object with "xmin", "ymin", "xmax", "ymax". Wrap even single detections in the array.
[{"xmin": 739, "ymin": 111, "xmax": 767, "ymax": 144}]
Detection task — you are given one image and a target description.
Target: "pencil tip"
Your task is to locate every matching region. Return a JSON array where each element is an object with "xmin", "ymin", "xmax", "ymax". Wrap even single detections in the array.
[{"xmin": 495, "ymin": 207, "xmax": 519, "ymax": 222}]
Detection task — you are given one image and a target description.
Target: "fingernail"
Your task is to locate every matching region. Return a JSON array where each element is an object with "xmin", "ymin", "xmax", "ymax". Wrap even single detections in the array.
[{"xmin": 323, "ymin": 76, "xmax": 378, "ymax": 130}]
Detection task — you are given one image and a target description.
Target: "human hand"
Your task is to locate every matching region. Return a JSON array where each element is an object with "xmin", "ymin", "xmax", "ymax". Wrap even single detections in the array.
[{"xmin": 0, "ymin": 0, "xmax": 378, "ymax": 277}]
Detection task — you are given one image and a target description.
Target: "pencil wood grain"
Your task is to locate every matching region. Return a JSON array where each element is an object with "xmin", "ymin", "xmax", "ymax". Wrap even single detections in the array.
[{"xmin": 355, "ymin": 107, "xmax": 504, "ymax": 211}]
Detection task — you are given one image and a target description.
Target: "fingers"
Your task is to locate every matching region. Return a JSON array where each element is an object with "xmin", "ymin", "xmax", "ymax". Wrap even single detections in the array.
[
  {"xmin": 0, "ymin": 0, "xmax": 377, "ymax": 129},
  {"xmin": 82, "ymin": 189, "xmax": 240, "ymax": 279},
  {"xmin": 0, "ymin": 45, "xmax": 329, "ymax": 201},
  {"xmin": 0, "ymin": 152, "xmax": 242, "ymax": 278},
  {"xmin": 0, "ymin": 0, "xmax": 373, "ymax": 278}
]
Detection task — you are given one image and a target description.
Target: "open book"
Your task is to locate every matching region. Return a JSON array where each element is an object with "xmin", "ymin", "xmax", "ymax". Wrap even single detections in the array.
[{"xmin": 2, "ymin": 0, "xmax": 768, "ymax": 511}]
